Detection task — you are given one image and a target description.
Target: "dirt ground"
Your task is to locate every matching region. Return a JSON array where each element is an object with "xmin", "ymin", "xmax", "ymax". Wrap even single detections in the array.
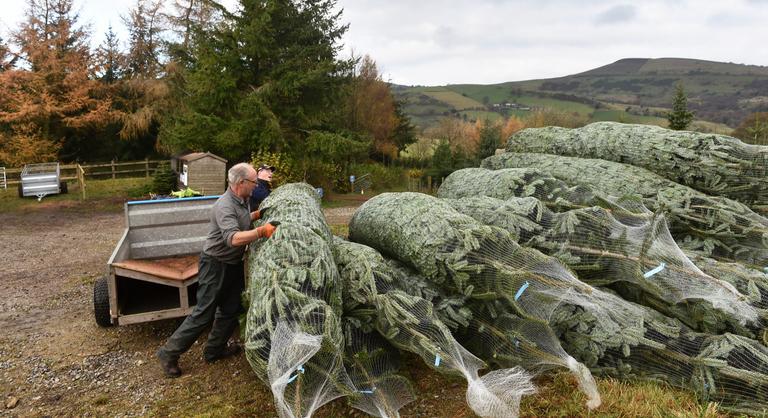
[{"xmin": 0, "ymin": 204, "xmax": 478, "ymax": 417}]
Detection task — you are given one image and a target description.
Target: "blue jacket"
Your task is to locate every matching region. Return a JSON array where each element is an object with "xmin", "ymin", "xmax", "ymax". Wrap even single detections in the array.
[{"xmin": 249, "ymin": 179, "xmax": 271, "ymax": 210}]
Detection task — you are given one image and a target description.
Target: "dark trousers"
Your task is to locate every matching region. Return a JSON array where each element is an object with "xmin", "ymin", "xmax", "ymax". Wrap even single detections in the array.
[{"xmin": 159, "ymin": 253, "xmax": 245, "ymax": 361}]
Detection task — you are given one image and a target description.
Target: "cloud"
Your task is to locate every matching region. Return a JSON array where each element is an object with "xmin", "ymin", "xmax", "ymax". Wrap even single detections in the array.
[{"xmin": 593, "ymin": 4, "xmax": 637, "ymax": 25}]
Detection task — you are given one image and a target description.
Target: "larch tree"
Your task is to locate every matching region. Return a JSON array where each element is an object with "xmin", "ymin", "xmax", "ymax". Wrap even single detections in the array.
[
  {"xmin": 348, "ymin": 55, "xmax": 398, "ymax": 160},
  {"xmin": 164, "ymin": 0, "xmax": 225, "ymax": 57},
  {"xmin": 114, "ymin": 0, "xmax": 174, "ymax": 148},
  {"xmin": 0, "ymin": 36, "xmax": 18, "ymax": 71},
  {"xmin": 426, "ymin": 117, "xmax": 480, "ymax": 157},
  {"xmin": 500, "ymin": 116, "xmax": 525, "ymax": 146},
  {"xmin": 0, "ymin": 0, "xmax": 114, "ymax": 163}
]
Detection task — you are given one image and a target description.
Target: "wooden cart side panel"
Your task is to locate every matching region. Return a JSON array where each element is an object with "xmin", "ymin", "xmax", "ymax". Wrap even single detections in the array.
[
  {"xmin": 179, "ymin": 285, "xmax": 189, "ymax": 310},
  {"xmin": 108, "ymin": 228, "xmax": 131, "ymax": 265},
  {"xmin": 107, "ymin": 229, "xmax": 130, "ymax": 322},
  {"xmin": 112, "ymin": 267, "xmax": 197, "ymax": 287},
  {"xmin": 116, "ymin": 307, "xmax": 195, "ymax": 325}
]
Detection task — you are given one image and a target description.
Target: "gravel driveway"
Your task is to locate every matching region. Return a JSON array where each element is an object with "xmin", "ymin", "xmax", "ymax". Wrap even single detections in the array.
[{"xmin": 1, "ymin": 206, "xmax": 425, "ymax": 417}]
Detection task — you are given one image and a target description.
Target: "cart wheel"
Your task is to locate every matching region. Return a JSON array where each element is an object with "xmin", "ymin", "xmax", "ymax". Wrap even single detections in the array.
[
  {"xmin": 60, "ymin": 181, "xmax": 68, "ymax": 194},
  {"xmin": 93, "ymin": 277, "xmax": 113, "ymax": 327},
  {"xmin": 18, "ymin": 183, "xmax": 24, "ymax": 198}
]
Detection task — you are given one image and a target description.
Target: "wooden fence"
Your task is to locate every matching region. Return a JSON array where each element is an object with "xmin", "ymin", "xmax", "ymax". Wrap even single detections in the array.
[
  {"xmin": 406, "ymin": 176, "xmax": 444, "ymax": 195},
  {"xmin": 2, "ymin": 159, "xmax": 165, "ymax": 186}
]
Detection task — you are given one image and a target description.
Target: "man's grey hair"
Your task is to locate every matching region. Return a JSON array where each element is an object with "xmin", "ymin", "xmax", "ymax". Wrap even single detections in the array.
[{"xmin": 228, "ymin": 162, "xmax": 253, "ymax": 185}]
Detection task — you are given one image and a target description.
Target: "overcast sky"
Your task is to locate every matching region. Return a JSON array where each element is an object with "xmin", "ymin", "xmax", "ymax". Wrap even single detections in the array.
[{"xmin": 2, "ymin": 0, "xmax": 767, "ymax": 85}]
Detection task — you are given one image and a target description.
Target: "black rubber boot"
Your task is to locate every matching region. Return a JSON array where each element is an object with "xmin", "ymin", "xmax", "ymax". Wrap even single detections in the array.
[
  {"xmin": 157, "ymin": 348, "xmax": 182, "ymax": 378},
  {"xmin": 204, "ymin": 344, "xmax": 242, "ymax": 364}
]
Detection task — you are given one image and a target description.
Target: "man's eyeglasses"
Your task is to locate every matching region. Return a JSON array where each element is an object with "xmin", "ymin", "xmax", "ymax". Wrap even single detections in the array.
[{"xmin": 243, "ymin": 178, "xmax": 257, "ymax": 185}]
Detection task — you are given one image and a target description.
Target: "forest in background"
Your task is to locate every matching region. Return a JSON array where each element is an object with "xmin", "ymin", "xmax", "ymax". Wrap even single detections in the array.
[
  {"xmin": 0, "ymin": 0, "xmax": 418, "ymax": 186},
  {"xmin": 3, "ymin": 0, "xmax": 767, "ymax": 192}
]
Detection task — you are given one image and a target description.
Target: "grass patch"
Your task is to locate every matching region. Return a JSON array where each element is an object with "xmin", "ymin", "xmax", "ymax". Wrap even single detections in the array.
[
  {"xmin": 516, "ymin": 95, "xmax": 595, "ymax": 116},
  {"xmin": 421, "ymin": 89, "xmax": 484, "ymax": 110},
  {"xmin": 0, "ymin": 177, "xmax": 152, "ymax": 214},
  {"xmin": 590, "ymin": 109, "xmax": 668, "ymax": 125},
  {"xmin": 523, "ymin": 372, "xmax": 727, "ymax": 418},
  {"xmin": 328, "ymin": 224, "xmax": 349, "ymax": 238},
  {"xmin": 460, "ymin": 110, "xmax": 503, "ymax": 122},
  {"xmin": 91, "ymin": 394, "xmax": 110, "ymax": 406}
]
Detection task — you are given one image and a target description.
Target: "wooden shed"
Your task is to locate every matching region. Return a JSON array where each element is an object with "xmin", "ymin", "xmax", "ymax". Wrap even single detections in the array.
[{"xmin": 174, "ymin": 152, "xmax": 227, "ymax": 195}]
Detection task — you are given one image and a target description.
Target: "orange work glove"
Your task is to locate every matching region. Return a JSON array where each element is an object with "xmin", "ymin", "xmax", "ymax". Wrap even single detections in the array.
[
  {"xmin": 255, "ymin": 222, "xmax": 278, "ymax": 239},
  {"xmin": 253, "ymin": 207, "xmax": 270, "ymax": 221}
]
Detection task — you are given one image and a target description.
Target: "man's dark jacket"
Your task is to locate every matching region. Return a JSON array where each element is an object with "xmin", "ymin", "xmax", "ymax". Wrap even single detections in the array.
[{"xmin": 249, "ymin": 179, "xmax": 271, "ymax": 210}]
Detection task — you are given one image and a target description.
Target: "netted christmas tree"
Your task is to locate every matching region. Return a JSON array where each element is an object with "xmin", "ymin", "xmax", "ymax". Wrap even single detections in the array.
[
  {"xmin": 341, "ymin": 321, "xmax": 415, "ymax": 418},
  {"xmin": 348, "ymin": 190, "xmax": 768, "ymax": 415},
  {"xmin": 349, "ymin": 192, "xmax": 615, "ymax": 409},
  {"xmin": 479, "ymin": 156, "xmax": 768, "ymax": 265},
  {"xmin": 441, "ymin": 193, "xmax": 765, "ymax": 339},
  {"xmin": 504, "ymin": 122, "xmax": 768, "ymax": 212},
  {"xmin": 245, "ymin": 183, "xmax": 352, "ymax": 418},
  {"xmin": 334, "ymin": 237, "xmax": 537, "ymax": 418}
]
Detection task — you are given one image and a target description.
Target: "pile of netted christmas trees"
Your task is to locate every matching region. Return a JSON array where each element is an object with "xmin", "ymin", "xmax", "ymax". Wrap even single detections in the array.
[{"xmin": 243, "ymin": 122, "xmax": 768, "ymax": 418}]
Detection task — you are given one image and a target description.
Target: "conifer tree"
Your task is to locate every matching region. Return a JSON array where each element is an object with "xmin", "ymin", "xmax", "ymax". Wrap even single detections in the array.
[
  {"xmin": 392, "ymin": 99, "xmax": 416, "ymax": 152},
  {"xmin": 477, "ymin": 120, "xmax": 501, "ymax": 159},
  {"xmin": 158, "ymin": 0, "xmax": 354, "ymax": 161},
  {"xmin": 733, "ymin": 112, "xmax": 768, "ymax": 145},
  {"xmin": 93, "ymin": 25, "xmax": 125, "ymax": 83},
  {"xmin": 429, "ymin": 139, "xmax": 453, "ymax": 179},
  {"xmin": 122, "ymin": 0, "xmax": 165, "ymax": 79},
  {"xmin": 667, "ymin": 82, "xmax": 694, "ymax": 130}
]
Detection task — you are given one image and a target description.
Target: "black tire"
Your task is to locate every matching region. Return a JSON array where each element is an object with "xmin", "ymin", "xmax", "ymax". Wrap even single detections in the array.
[
  {"xmin": 18, "ymin": 183, "xmax": 24, "ymax": 198},
  {"xmin": 93, "ymin": 277, "xmax": 113, "ymax": 327},
  {"xmin": 59, "ymin": 181, "xmax": 68, "ymax": 194}
]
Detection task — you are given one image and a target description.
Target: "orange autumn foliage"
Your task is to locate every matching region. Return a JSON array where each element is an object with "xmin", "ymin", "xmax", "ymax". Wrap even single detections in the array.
[
  {"xmin": 348, "ymin": 55, "xmax": 398, "ymax": 160},
  {"xmin": 0, "ymin": 0, "xmax": 115, "ymax": 165}
]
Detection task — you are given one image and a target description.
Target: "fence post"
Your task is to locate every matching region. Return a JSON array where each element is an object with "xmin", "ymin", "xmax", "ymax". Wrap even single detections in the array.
[
  {"xmin": 427, "ymin": 176, "xmax": 432, "ymax": 193},
  {"xmin": 111, "ymin": 159, "xmax": 116, "ymax": 179},
  {"xmin": 145, "ymin": 158, "xmax": 150, "ymax": 178},
  {"xmin": 77, "ymin": 164, "xmax": 86, "ymax": 200}
]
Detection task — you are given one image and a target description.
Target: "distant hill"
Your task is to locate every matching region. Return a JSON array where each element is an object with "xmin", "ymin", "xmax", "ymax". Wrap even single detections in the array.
[{"xmin": 394, "ymin": 58, "xmax": 768, "ymax": 131}]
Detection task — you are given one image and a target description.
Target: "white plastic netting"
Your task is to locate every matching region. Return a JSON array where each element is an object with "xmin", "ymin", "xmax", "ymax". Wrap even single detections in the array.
[
  {"xmin": 436, "ymin": 167, "xmax": 768, "ymax": 414},
  {"xmin": 349, "ymin": 192, "xmax": 604, "ymax": 409},
  {"xmin": 440, "ymin": 193, "xmax": 765, "ymax": 338},
  {"xmin": 245, "ymin": 183, "xmax": 352, "ymax": 418},
  {"xmin": 342, "ymin": 322, "xmax": 415, "ymax": 418},
  {"xmin": 479, "ymin": 154, "xmax": 768, "ymax": 265},
  {"xmin": 242, "ymin": 125, "xmax": 768, "ymax": 416},
  {"xmin": 334, "ymin": 237, "xmax": 537, "ymax": 417},
  {"xmin": 505, "ymin": 122, "xmax": 768, "ymax": 214}
]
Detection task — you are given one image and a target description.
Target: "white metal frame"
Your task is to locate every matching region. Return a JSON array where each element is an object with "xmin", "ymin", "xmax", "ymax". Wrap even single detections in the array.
[{"xmin": 0, "ymin": 167, "xmax": 5, "ymax": 190}]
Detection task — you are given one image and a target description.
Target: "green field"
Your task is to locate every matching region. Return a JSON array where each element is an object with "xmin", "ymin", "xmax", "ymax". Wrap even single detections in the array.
[
  {"xmin": 0, "ymin": 177, "xmax": 152, "ymax": 213},
  {"xmin": 396, "ymin": 58, "xmax": 768, "ymax": 129},
  {"xmin": 419, "ymin": 88, "xmax": 484, "ymax": 110},
  {"xmin": 459, "ymin": 110, "xmax": 503, "ymax": 122},
  {"xmin": 590, "ymin": 109, "xmax": 668, "ymax": 125},
  {"xmin": 448, "ymin": 83, "xmax": 515, "ymax": 104},
  {"xmin": 515, "ymin": 95, "xmax": 595, "ymax": 116}
]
